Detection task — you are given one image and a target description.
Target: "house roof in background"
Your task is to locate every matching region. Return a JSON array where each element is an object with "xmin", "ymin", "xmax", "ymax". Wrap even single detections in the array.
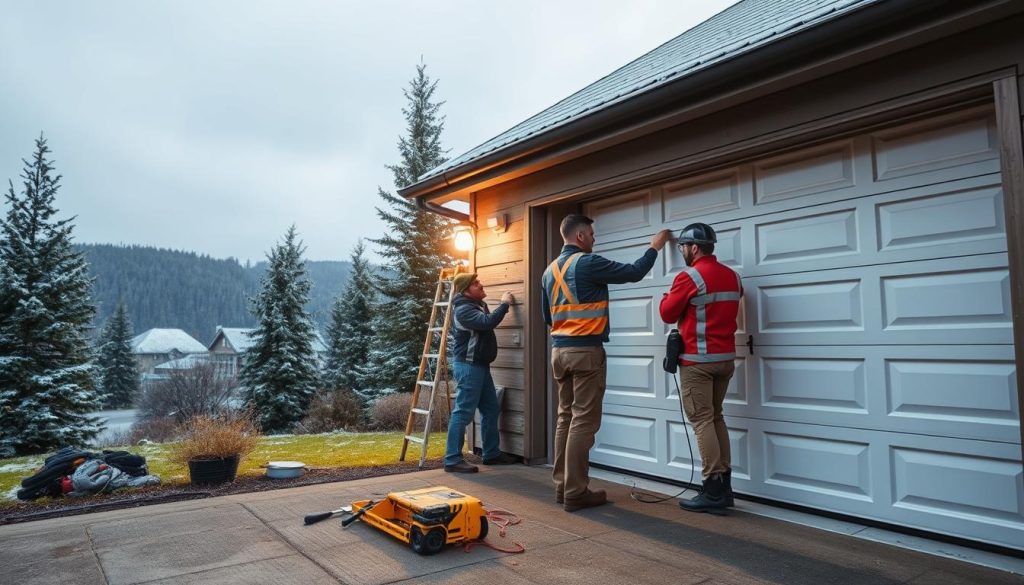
[
  {"xmin": 130, "ymin": 328, "xmax": 208, "ymax": 354},
  {"xmin": 420, "ymin": 0, "xmax": 880, "ymax": 183},
  {"xmin": 213, "ymin": 326, "xmax": 328, "ymax": 354},
  {"xmin": 153, "ymin": 354, "xmax": 210, "ymax": 370}
]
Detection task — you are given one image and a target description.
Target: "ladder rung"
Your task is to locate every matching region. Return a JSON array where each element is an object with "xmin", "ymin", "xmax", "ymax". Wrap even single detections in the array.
[
  {"xmin": 423, "ymin": 353, "xmax": 440, "ymax": 359},
  {"xmin": 417, "ymin": 380, "xmax": 434, "ymax": 387},
  {"xmin": 428, "ymin": 327, "xmax": 443, "ymax": 332},
  {"xmin": 405, "ymin": 435, "xmax": 424, "ymax": 444},
  {"xmin": 411, "ymin": 408, "xmax": 430, "ymax": 415},
  {"xmin": 435, "ymin": 302, "xmax": 450, "ymax": 307}
]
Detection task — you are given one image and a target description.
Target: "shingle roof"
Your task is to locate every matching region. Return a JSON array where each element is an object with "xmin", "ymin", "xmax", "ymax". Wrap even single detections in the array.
[
  {"xmin": 130, "ymin": 328, "xmax": 208, "ymax": 355},
  {"xmin": 422, "ymin": 0, "xmax": 880, "ymax": 181},
  {"xmin": 214, "ymin": 326, "xmax": 328, "ymax": 354}
]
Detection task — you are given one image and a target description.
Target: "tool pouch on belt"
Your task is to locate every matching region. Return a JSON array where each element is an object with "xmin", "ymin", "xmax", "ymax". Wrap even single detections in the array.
[{"xmin": 663, "ymin": 328, "xmax": 682, "ymax": 374}]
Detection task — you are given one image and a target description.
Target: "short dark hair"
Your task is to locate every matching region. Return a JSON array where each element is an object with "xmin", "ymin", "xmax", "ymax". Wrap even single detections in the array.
[
  {"xmin": 560, "ymin": 214, "xmax": 594, "ymax": 240},
  {"xmin": 680, "ymin": 241, "xmax": 715, "ymax": 255}
]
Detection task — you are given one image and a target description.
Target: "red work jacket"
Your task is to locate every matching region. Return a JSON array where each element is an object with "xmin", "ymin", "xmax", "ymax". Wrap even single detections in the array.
[{"xmin": 659, "ymin": 255, "xmax": 742, "ymax": 366}]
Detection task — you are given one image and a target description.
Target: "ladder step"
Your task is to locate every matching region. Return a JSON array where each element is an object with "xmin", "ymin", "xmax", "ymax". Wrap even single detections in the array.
[
  {"xmin": 423, "ymin": 353, "xmax": 440, "ymax": 359},
  {"xmin": 417, "ymin": 380, "xmax": 434, "ymax": 387},
  {"xmin": 435, "ymin": 302, "xmax": 450, "ymax": 307},
  {"xmin": 428, "ymin": 327, "xmax": 444, "ymax": 332},
  {"xmin": 405, "ymin": 435, "xmax": 425, "ymax": 444},
  {"xmin": 411, "ymin": 408, "xmax": 430, "ymax": 415}
]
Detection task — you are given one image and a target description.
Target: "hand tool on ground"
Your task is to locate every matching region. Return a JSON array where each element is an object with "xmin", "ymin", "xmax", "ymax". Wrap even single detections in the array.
[{"xmin": 303, "ymin": 504, "xmax": 352, "ymax": 525}]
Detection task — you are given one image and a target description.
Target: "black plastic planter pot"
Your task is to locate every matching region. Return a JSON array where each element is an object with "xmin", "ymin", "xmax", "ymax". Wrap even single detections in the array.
[{"xmin": 187, "ymin": 454, "xmax": 240, "ymax": 486}]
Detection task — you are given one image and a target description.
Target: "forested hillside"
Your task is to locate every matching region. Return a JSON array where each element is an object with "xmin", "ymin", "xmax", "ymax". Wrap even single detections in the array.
[{"xmin": 79, "ymin": 244, "xmax": 352, "ymax": 344}]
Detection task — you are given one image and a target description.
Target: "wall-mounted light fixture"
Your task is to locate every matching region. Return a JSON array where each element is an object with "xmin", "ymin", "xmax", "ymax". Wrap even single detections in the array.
[
  {"xmin": 453, "ymin": 224, "xmax": 474, "ymax": 252},
  {"xmin": 486, "ymin": 213, "xmax": 508, "ymax": 234}
]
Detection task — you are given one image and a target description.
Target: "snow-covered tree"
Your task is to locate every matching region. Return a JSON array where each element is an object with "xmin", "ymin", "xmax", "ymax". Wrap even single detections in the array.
[
  {"xmin": 0, "ymin": 135, "xmax": 101, "ymax": 455},
  {"xmin": 363, "ymin": 63, "xmax": 455, "ymax": 398},
  {"xmin": 96, "ymin": 302, "xmax": 140, "ymax": 409},
  {"xmin": 323, "ymin": 240, "xmax": 376, "ymax": 393},
  {"xmin": 239, "ymin": 226, "xmax": 320, "ymax": 432}
]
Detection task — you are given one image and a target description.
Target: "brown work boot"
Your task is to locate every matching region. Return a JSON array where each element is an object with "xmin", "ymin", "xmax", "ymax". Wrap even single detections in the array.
[{"xmin": 563, "ymin": 489, "xmax": 607, "ymax": 512}]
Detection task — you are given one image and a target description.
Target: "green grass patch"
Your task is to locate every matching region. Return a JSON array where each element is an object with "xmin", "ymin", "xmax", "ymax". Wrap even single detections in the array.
[{"xmin": 0, "ymin": 431, "xmax": 447, "ymax": 505}]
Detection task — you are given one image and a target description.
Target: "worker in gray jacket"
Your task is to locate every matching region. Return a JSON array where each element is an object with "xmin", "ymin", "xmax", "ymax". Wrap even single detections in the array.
[{"xmin": 444, "ymin": 272, "xmax": 518, "ymax": 473}]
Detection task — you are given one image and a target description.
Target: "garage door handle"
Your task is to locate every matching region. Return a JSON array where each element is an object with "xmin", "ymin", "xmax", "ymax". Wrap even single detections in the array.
[{"xmin": 746, "ymin": 335, "xmax": 754, "ymax": 355}]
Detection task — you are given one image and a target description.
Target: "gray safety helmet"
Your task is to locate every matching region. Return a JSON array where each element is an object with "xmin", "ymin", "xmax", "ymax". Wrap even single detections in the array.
[{"xmin": 678, "ymin": 222, "xmax": 717, "ymax": 245}]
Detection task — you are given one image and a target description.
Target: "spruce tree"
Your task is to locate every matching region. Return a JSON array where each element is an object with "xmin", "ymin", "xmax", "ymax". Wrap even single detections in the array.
[
  {"xmin": 363, "ymin": 63, "xmax": 454, "ymax": 399},
  {"xmin": 0, "ymin": 135, "xmax": 101, "ymax": 455},
  {"xmin": 239, "ymin": 226, "xmax": 320, "ymax": 432},
  {"xmin": 96, "ymin": 302, "xmax": 140, "ymax": 409},
  {"xmin": 323, "ymin": 240, "xmax": 376, "ymax": 393}
]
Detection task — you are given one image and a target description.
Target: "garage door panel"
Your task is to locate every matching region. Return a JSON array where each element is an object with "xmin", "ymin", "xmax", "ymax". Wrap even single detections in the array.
[
  {"xmin": 749, "ymin": 253, "xmax": 1012, "ymax": 345},
  {"xmin": 876, "ymin": 184, "xmax": 1004, "ymax": 251},
  {"xmin": 763, "ymin": 431, "xmax": 873, "ymax": 502},
  {"xmin": 667, "ymin": 420, "xmax": 751, "ymax": 481},
  {"xmin": 754, "ymin": 139, "xmax": 858, "ymax": 206},
  {"xmin": 756, "ymin": 208, "xmax": 859, "ymax": 265},
  {"xmin": 733, "ymin": 345, "xmax": 1019, "ymax": 443},
  {"xmin": 891, "ymin": 445, "xmax": 1023, "ymax": 523},
  {"xmin": 586, "ymin": 189, "xmax": 652, "ymax": 237},
  {"xmin": 881, "ymin": 266, "xmax": 1011, "ymax": 332},
  {"xmin": 871, "ymin": 104, "xmax": 1000, "ymax": 182},
  {"xmin": 662, "ymin": 168, "xmax": 747, "ymax": 221},
  {"xmin": 761, "ymin": 357, "xmax": 867, "ymax": 413},
  {"xmin": 593, "ymin": 405, "xmax": 663, "ymax": 469},
  {"xmin": 597, "ymin": 238, "xmax": 660, "ymax": 283}
]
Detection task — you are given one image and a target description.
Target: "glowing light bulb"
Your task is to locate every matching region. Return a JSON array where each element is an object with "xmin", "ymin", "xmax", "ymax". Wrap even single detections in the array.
[{"xmin": 453, "ymin": 229, "xmax": 474, "ymax": 252}]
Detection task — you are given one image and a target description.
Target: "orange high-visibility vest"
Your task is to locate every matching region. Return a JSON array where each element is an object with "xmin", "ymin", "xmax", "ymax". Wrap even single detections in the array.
[{"xmin": 545, "ymin": 252, "xmax": 609, "ymax": 337}]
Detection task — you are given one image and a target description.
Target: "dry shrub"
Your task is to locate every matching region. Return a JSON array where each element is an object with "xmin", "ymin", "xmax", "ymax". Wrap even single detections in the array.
[
  {"xmin": 369, "ymin": 390, "xmax": 450, "ymax": 432},
  {"xmin": 169, "ymin": 410, "xmax": 261, "ymax": 464},
  {"xmin": 295, "ymin": 389, "xmax": 366, "ymax": 434}
]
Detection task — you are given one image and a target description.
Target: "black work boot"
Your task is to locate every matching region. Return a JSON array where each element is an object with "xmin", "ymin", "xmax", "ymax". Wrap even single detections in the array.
[
  {"xmin": 723, "ymin": 468, "xmax": 735, "ymax": 508},
  {"xmin": 679, "ymin": 473, "xmax": 728, "ymax": 515}
]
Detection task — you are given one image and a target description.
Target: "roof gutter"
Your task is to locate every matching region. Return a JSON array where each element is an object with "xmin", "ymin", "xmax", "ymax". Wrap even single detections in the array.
[
  {"xmin": 403, "ymin": 0, "xmax": 1012, "ymax": 208},
  {"xmin": 414, "ymin": 194, "xmax": 471, "ymax": 224}
]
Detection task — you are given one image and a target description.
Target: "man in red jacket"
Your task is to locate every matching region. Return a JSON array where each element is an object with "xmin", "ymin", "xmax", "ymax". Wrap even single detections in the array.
[{"xmin": 659, "ymin": 222, "xmax": 742, "ymax": 514}]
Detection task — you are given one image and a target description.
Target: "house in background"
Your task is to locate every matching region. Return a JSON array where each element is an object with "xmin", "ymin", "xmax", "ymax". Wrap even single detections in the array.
[
  {"xmin": 207, "ymin": 326, "xmax": 329, "ymax": 378},
  {"xmin": 401, "ymin": 0, "xmax": 1024, "ymax": 551},
  {"xmin": 130, "ymin": 328, "xmax": 208, "ymax": 375}
]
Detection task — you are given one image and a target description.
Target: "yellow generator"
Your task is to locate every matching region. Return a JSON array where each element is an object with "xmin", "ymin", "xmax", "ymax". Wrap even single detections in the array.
[{"xmin": 344, "ymin": 486, "xmax": 488, "ymax": 555}]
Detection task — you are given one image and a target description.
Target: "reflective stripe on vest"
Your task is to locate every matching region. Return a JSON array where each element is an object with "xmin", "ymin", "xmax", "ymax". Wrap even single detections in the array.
[
  {"xmin": 682, "ymin": 266, "xmax": 741, "ymax": 361},
  {"xmin": 548, "ymin": 253, "xmax": 609, "ymax": 337}
]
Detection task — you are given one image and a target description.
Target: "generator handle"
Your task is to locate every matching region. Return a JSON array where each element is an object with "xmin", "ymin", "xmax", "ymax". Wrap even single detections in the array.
[{"xmin": 342, "ymin": 500, "xmax": 375, "ymax": 527}]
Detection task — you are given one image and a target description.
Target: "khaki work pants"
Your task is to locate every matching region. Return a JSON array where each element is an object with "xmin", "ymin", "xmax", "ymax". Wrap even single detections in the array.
[
  {"xmin": 551, "ymin": 346, "xmax": 606, "ymax": 500},
  {"xmin": 679, "ymin": 360, "xmax": 735, "ymax": 479}
]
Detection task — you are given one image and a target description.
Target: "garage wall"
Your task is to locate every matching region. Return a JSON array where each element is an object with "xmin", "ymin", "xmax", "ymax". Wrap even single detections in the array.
[{"xmin": 471, "ymin": 200, "xmax": 528, "ymax": 455}]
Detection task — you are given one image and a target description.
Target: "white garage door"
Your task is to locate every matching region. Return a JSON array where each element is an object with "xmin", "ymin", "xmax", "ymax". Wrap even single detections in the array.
[{"xmin": 583, "ymin": 104, "xmax": 1023, "ymax": 550}]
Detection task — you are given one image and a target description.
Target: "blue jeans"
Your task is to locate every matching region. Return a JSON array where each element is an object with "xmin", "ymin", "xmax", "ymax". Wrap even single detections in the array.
[{"xmin": 445, "ymin": 361, "xmax": 501, "ymax": 466}]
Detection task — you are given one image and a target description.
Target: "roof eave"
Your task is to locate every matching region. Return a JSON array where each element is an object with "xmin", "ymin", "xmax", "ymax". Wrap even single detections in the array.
[{"xmin": 400, "ymin": 0, "xmax": 1017, "ymax": 205}]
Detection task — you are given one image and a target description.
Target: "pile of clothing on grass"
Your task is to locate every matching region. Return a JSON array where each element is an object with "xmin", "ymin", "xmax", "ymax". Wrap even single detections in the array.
[{"xmin": 16, "ymin": 447, "xmax": 161, "ymax": 501}]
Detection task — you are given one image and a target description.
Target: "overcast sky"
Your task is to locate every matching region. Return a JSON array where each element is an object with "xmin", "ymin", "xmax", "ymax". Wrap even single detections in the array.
[{"xmin": 0, "ymin": 1, "xmax": 737, "ymax": 264}]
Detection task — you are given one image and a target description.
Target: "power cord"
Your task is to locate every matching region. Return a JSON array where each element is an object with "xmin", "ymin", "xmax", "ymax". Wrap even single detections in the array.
[{"xmin": 629, "ymin": 373, "xmax": 697, "ymax": 503}]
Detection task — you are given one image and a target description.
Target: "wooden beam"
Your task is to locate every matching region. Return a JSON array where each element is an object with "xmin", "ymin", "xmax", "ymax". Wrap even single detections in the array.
[{"xmin": 994, "ymin": 74, "xmax": 1024, "ymax": 460}]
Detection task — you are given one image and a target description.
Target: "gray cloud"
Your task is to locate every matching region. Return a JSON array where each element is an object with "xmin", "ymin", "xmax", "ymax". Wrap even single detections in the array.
[{"xmin": 0, "ymin": 0, "xmax": 736, "ymax": 263}]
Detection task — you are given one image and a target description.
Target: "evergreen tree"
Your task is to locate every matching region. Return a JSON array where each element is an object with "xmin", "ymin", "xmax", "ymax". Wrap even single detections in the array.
[
  {"xmin": 96, "ymin": 302, "xmax": 140, "ymax": 409},
  {"xmin": 363, "ymin": 63, "xmax": 454, "ymax": 399},
  {"xmin": 323, "ymin": 240, "xmax": 376, "ymax": 393},
  {"xmin": 239, "ymin": 226, "xmax": 320, "ymax": 432},
  {"xmin": 0, "ymin": 135, "xmax": 101, "ymax": 455}
]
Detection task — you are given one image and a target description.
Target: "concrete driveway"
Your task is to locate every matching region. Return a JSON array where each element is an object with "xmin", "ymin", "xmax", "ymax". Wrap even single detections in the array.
[{"xmin": 1, "ymin": 465, "xmax": 1021, "ymax": 585}]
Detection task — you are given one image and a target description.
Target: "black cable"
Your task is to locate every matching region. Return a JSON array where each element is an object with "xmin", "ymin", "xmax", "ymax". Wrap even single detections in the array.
[{"xmin": 629, "ymin": 373, "xmax": 696, "ymax": 504}]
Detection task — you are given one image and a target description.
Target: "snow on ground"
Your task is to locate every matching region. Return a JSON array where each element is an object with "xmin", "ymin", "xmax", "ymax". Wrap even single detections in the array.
[
  {"xmin": 4, "ymin": 485, "xmax": 21, "ymax": 500},
  {"xmin": 0, "ymin": 461, "xmax": 41, "ymax": 473}
]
